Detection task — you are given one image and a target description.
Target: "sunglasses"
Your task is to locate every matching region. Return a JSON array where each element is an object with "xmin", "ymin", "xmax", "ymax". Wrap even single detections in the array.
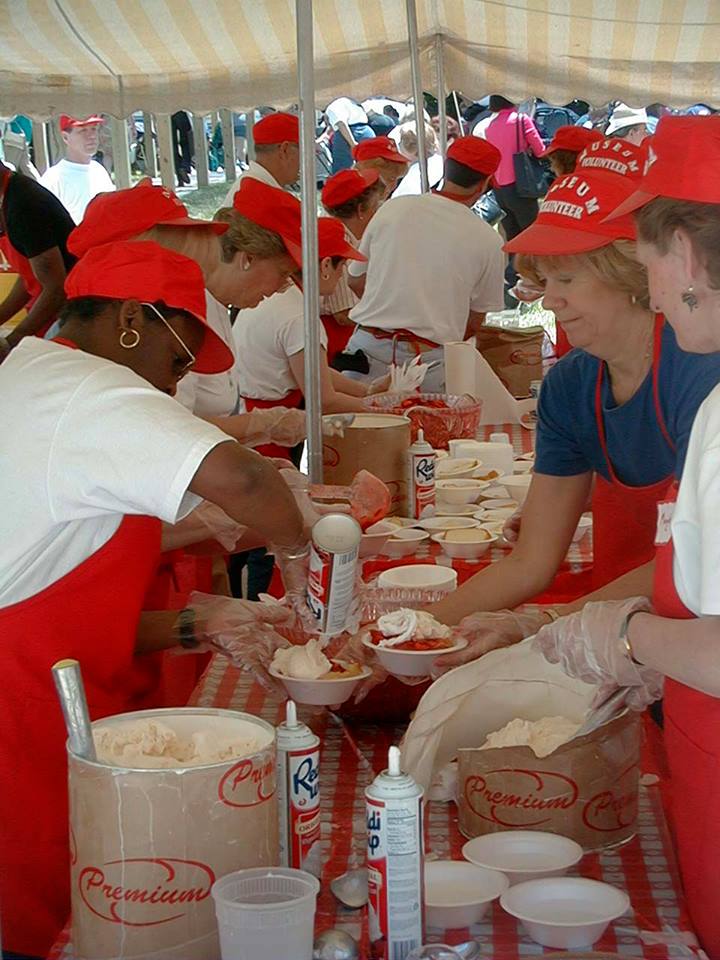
[{"xmin": 141, "ymin": 302, "xmax": 196, "ymax": 376}]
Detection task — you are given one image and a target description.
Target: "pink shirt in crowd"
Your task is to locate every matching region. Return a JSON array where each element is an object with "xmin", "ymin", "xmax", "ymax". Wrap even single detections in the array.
[{"xmin": 485, "ymin": 109, "xmax": 545, "ymax": 186}]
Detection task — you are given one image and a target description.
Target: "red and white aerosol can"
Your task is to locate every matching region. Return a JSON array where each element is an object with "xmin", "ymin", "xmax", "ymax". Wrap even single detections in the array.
[
  {"xmin": 406, "ymin": 429, "xmax": 436, "ymax": 520},
  {"xmin": 366, "ymin": 745, "xmax": 425, "ymax": 960},
  {"xmin": 277, "ymin": 700, "xmax": 321, "ymax": 870},
  {"xmin": 306, "ymin": 513, "xmax": 361, "ymax": 637}
]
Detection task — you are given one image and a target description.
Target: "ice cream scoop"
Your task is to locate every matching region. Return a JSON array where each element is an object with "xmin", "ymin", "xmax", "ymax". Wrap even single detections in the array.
[
  {"xmin": 310, "ymin": 470, "xmax": 391, "ymax": 530},
  {"xmin": 52, "ymin": 658, "xmax": 96, "ymax": 761}
]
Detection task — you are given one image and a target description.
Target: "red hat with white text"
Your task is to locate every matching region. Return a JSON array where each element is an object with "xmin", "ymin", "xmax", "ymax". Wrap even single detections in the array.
[
  {"xmin": 65, "ymin": 241, "xmax": 234, "ymax": 374},
  {"xmin": 253, "ymin": 113, "xmax": 300, "ymax": 145},
  {"xmin": 606, "ymin": 116, "xmax": 720, "ymax": 220},
  {"xmin": 59, "ymin": 115, "xmax": 104, "ymax": 132},
  {"xmin": 69, "ymin": 182, "xmax": 227, "ymax": 257}
]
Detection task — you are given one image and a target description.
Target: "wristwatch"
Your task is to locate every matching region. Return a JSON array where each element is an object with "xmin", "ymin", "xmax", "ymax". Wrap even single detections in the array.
[{"xmin": 177, "ymin": 607, "xmax": 200, "ymax": 649}]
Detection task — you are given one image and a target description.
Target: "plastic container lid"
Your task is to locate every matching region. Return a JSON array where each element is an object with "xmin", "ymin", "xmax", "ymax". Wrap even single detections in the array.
[{"xmin": 489, "ymin": 432, "xmax": 511, "ymax": 444}]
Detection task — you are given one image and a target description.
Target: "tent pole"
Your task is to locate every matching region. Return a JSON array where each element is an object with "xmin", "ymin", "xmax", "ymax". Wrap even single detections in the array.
[
  {"xmin": 406, "ymin": 0, "xmax": 428, "ymax": 192},
  {"xmin": 246, "ymin": 109, "xmax": 256, "ymax": 164},
  {"xmin": 297, "ymin": 0, "xmax": 323, "ymax": 483},
  {"xmin": 435, "ymin": 34, "xmax": 447, "ymax": 156}
]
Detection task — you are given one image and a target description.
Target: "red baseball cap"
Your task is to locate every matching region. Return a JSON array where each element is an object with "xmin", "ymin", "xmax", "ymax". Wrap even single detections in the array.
[
  {"xmin": 60, "ymin": 115, "xmax": 104, "ymax": 132},
  {"xmin": 253, "ymin": 112, "xmax": 300, "ymax": 145},
  {"xmin": 574, "ymin": 137, "xmax": 646, "ymax": 181},
  {"xmin": 545, "ymin": 126, "xmax": 604, "ymax": 156},
  {"xmin": 233, "ymin": 177, "xmax": 303, "ymax": 265},
  {"xmin": 353, "ymin": 136, "xmax": 407, "ymax": 164},
  {"xmin": 64, "ymin": 241, "xmax": 234, "ymax": 374},
  {"xmin": 322, "ymin": 168, "xmax": 380, "ymax": 208},
  {"xmin": 317, "ymin": 218, "xmax": 366, "ymax": 261},
  {"xmin": 504, "ymin": 172, "xmax": 638, "ymax": 255},
  {"xmin": 446, "ymin": 136, "xmax": 501, "ymax": 176},
  {"xmin": 69, "ymin": 182, "xmax": 227, "ymax": 257},
  {"xmin": 606, "ymin": 116, "xmax": 720, "ymax": 220}
]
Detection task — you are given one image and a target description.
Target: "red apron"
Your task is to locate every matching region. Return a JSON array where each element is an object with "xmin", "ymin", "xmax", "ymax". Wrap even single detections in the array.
[
  {"xmin": 243, "ymin": 388, "xmax": 304, "ymax": 461},
  {"xmin": 652, "ymin": 484, "xmax": 720, "ymax": 958},
  {"xmin": 321, "ymin": 313, "xmax": 354, "ymax": 363},
  {"xmin": 555, "ymin": 324, "xmax": 572, "ymax": 358},
  {"xmin": 364, "ymin": 325, "xmax": 442, "ymax": 363},
  {"xmin": 0, "ymin": 514, "xmax": 162, "ymax": 956},
  {"xmin": 591, "ymin": 316, "xmax": 675, "ymax": 588}
]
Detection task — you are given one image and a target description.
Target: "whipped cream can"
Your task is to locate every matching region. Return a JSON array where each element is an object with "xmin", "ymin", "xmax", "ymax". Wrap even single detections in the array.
[
  {"xmin": 366, "ymin": 746, "xmax": 424, "ymax": 960},
  {"xmin": 306, "ymin": 513, "xmax": 361, "ymax": 637},
  {"xmin": 406, "ymin": 429, "xmax": 436, "ymax": 519},
  {"xmin": 277, "ymin": 701, "xmax": 321, "ymax": 870}
]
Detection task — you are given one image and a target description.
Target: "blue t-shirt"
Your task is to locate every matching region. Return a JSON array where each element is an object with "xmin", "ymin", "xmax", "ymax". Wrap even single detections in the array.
[{"xmin": 535, "ymin": 323, "xmax": 720, "ymax": 485}]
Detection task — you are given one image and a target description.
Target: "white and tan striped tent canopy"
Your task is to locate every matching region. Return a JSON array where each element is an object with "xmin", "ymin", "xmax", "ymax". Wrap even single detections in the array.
[{"xmin": 1, "ymin": 0, "xmax": 718, "ymax": 119}]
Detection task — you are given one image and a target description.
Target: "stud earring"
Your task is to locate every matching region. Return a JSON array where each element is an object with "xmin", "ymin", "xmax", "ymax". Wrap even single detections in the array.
[
  {"xmin": 242, "ymin": 260, "xmax": 251, "ymax": 272},
  {"xmin": 681, "ymin": 286, "xmax": 698, "ymax": 311}
]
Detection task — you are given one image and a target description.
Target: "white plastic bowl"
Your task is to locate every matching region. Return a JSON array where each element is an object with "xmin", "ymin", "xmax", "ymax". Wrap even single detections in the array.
[
  {"xmin": 416, "ymin": 516, "xmax": 481, "ymax": 533},
  {"xmin": 472, "ymin": 466, "xmax": 505, "ymax": 483},
  {"xmin": 462, "ymin": 831, "xmax": 583, "ymax": 885},
  {"xmin": 382, "ymin": 528, "xmax": 430, "ymax": 558},
  {"xmin": 436, "ymin": 458, "xmax": 482, "ymax": 480},
  {"xmin": 359, "ymin": 520, "xmax": 396, "ymax": 558},
  {"xmin": 432, "ymin": 530, "xmax": 497, "ymax": 560},
  {"xmin": 268, "ymin": 664, "xmax": 372, "ymax": 706},
  {"xmin": 425, "ymin": 861, "xmax": 509, "ymax": 929},
  {"xmin": 572, "ymin": 514, "xmax": 593, "ymax": 543},
  {"xmin": 479, "ymin": 498, "xmax": 518, "ymax": 510},
  {"xmin": 475, "ymin": 506, "xmax": 517, "ymax": 523},
  {"xmin": 362, "ymin": 635, "xmax": 467, "ymax": 678},
  {"xmin": 500, "ymin": 877, "xmax": 630, "ymax": 950},
  {"xmin": 435, "ymin": 479, "xmax": 490, "ymax": 505},
  {"xmin": 501, "ymin": 474, "xmax": 533, "ymax": 505},
  {"xmin": 377, "ymin": 564, "xmax": 458, "ymax": 592},
  {"xmin": 433, "ymin": 503, "xmax": 479, "ymax": 517},
  {"xmin": 513, "ymin": 460, "xmax": 534, "ymax": 474}
]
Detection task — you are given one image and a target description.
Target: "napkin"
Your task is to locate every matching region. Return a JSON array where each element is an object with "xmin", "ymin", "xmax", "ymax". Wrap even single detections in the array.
[{"xmin": 444, "ymin": 340, "xmax": 536, "ymax": 426}]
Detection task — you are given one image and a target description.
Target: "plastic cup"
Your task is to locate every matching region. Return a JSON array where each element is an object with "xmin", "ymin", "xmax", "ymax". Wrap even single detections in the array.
[{"xmin": 212, "ymin": 867, "xmax": 320, "ymax": 960}]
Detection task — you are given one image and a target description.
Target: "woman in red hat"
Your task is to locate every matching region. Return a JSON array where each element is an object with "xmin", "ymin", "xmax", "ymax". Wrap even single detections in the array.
[
  {"xmin": 429, "ymin": 138, "xmax": 720, "ymax": 656},
  {"xmin": 233, "ymin": 216, "xmax": 390, "ymax": 460},
  {"xmin": 534, "ymin": 116, "xmax": 720, "ymax": 958},
  {"xmin": 352, "ymin": 136, "xmax": 410, "ymax": 198},
  {"xmin": 544, "ymin": 125, "xmax": 604, "ymax": 177},
  {"xmin": 0, "ymin": 240, "xmax": 307, "ymax": 958},
  {"xmin": 320, "ymin": 168, "xmax": 385, "ymax": 364}
]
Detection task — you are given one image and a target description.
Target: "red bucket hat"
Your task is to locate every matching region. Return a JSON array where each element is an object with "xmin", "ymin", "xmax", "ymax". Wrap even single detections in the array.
[
  {"xmin": 322, "ymin": 168, "xmax": 380, "ymax": 208},
  {"xmin": 352, "ymin": 136, "xmax": 407, "ymax": 164},
  {"xmin": 232, "ymin": 177, "xmax": 303, "ymax": 265},
  {"xmin": 317, "ymin": 218, "xmax": 366, "ymax": 261},
  {"xmin": 60, "ymin": 115, "xmax": 104, "ymax": 132},
  {"xmin": 447, "ymin": 136, "xmax": 501, "ymax": 176},
  {"xmin": 69, "ymin": 182, "xmax": 227, "ymax": 257},
  {"xmin": 545, "ymin": 126, "xmax": 604, "ymax": 156},
  {"xmin": 64, "ymin": 241, "xmax": 234, "ymax": 374},
  {"xmin": 253, "ymin": 112, "xmax": 300, "ymax": 145},
  {"xmin": 606, "ymin": 116, "xmax": 720, "ymax": 220}
]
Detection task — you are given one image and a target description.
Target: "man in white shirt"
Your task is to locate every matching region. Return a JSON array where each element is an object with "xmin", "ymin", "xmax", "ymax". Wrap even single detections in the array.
[
  {"xmin": 40, "ymin": 115, "xmax": 115, "ymax": 223},
  {"xmin": 324, "ymin": 97, "xmax": 375, "ymax": 173},
  {"xmin": 345, "ymin": 136, "xmax": 505, "ymax": 392},
  {"xmin": 222, "ymin": 112, "xmax": 300, "ymax": 207}
]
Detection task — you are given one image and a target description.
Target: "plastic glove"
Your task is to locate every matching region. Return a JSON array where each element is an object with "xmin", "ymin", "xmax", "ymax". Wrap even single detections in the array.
[
  {"xmin": 533, "ymin": 597, "xmax": 664, "ymax": 710},
  {"xmin": 161, "ymin": 501, "xmax": 248, "ymax": 552},
  {"xmin": 241, "ymin": 407, "xmax": 307, "ymax": 448},
  {"xmin": 502, "ymin": 507, "xmax": 523, "ymax": 545},
  {"xmin": 181, "ymin": 591, "xmax": 298, "ymax": 693},
  {"xmin": 432, "ymin": 608, "xmax": 548, "ymax": 675},
  {"xmin": 278, "ymin": 465, "xmax": 352, "ymax": 530},
  {"xmin": 367, "ymin": 372, "xmax": 392, "ymax": 395}
]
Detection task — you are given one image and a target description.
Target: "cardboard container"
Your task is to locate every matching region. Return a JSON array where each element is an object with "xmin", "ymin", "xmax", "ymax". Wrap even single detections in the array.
[
  {"xmin": 322, "ymin": 413, "xmax": 411, "ymax": 516},
  {"xmin": 474, "ymin": 325, "xmax": 544, "ymax": 398},
  {"xmin": 401, "ymin": 639, "xmax": 641, "ymax": 852},
  {"xmin": 70, "ymin": 708, "xmax": 278, "ymax": 960}
]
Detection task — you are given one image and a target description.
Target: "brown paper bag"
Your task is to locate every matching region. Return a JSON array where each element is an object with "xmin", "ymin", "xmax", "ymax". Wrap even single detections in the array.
[{"xmin": 475, "ymin": 324, "xmax": 545, "ymax": 398}]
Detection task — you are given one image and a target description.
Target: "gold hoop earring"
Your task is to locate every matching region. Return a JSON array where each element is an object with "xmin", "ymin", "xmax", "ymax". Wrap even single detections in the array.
[{"xmin": 120, "ymin": 329, "xmax": 141, "ymax": 349}]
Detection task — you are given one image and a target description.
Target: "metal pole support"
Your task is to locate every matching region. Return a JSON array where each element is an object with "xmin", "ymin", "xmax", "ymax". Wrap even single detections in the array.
[{"xmin": 406, "ymin": 0, "xmax": 428, "ymax": 192}]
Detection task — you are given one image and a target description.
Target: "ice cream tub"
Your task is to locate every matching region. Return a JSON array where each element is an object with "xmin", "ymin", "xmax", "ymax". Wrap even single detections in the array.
[
  {"xmin": 401, "ymin": 640, "xmax": 641, "ymax": 853},
  {"xmin": 69, "ymin": 708, "xmax": 278, "ymax": 960},
  {"xmin": 322, "ymin": 413, "xmax": 411, "ymax": 516}
]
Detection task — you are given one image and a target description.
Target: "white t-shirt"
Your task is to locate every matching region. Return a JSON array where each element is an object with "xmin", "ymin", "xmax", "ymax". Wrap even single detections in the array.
[
  {"xmin": 326, "ymin": 98, "xmax": 368, "ymax": 129},
  {"xmin": 348, "ymin": 193, "xmax": 505, "ymax": 343},
  {"xmin": 671, "ymin": 383, "xmax": 720, "ymax": 615},
  {"xmin": 233, "ymin": 284, "xmax": 328, "ymax": 401},
  {"xmin": 175, "ymin": 292, "xmax": 240, "ymax": 417},
  {"xmin": 0, "ymin": 338, "xmax": 231, "ymax": 606},
  {"xmin": 222, "ymin": 160, "xmax": 282, "ymax": 208},
  {"xmin": 392, "ymin": 155, "xmax": 445, "ymax": 197},
  {"xmin": 39, "ymin": 158, "xmax": 115, "ymax": 224}
]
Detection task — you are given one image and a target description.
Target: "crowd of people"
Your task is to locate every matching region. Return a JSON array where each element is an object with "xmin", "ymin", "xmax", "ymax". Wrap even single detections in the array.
[{"xmin": 2, "ymin": 99, "xmax": 720, "ymax": 960}]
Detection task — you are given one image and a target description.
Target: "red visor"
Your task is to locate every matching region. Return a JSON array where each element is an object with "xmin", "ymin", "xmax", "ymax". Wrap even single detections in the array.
[
  {"xmin": 545, "ymin": 126, "xmax": 603, "ymax": 157},
  {"xmin": 253, "ymin": 112, "xmax": 300, "ymax": 145},
  {"xmin": 69, "ymin": 182, "xmax": 227, "ymax": 258},
  {"xmin": 606, "ymin": 116, "xmax": 720, "ymax": 220},
  {"xmin": 232, "ymin": 178, "xmax": 303, "ymax": 265},
  {"xmin": 64, "ymin": 241, "xmax": 234, "ymax": 375},
  {"xmin": 353, "ymin": 136, "xmax": 407, "ymax": 164},
  {"xmin": 322, "ymin": 168, "xmax": 380, "ymax": 208}
]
